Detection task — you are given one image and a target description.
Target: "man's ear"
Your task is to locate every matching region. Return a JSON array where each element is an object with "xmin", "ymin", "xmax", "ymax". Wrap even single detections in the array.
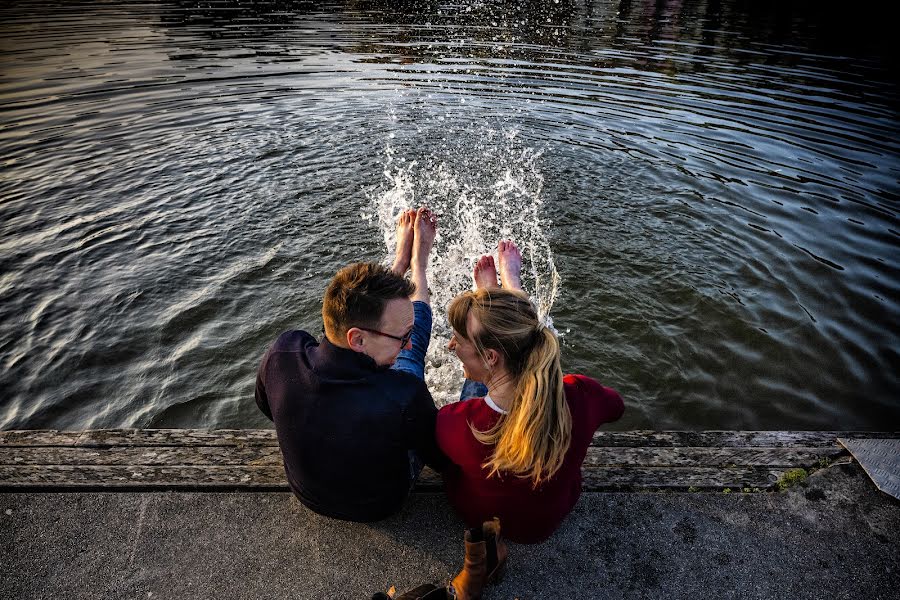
[{"xmin": 346, "ymin": 328, "xmax": 365, "ymax": 352}]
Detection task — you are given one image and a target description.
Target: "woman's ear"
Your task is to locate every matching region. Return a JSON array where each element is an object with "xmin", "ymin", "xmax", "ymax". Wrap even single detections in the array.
[{"xmin": 484, "ymin": 348, "xmax": 501, "ymax": 369}]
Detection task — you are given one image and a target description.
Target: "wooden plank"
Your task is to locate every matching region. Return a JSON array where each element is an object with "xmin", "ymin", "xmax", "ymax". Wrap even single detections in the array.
[
  {"xmin": 0, "ymin": 445, "xmax": 847, "ymax": 469},
  {"xmin": 589, "ymin": 431, "xmax": 899, "ymax": 448},
  {"xmin": 0, "ymin": 429, "xmax": 279, "ymax": 448},
  {"xmin": 580, "ymin": 466, "xmax": 781, "ymax": 490},
  {"xmin": 0, "ymin": 463, "xmax": 781, "ymax": 491},
  {"xmin": 3, "ymin": 429, "xmax": 897, "ymax": 449},
  {"xmin": 0, "ymin": 429, "xmax": 885, "ymax": 493},
  {"xmin": 0, "ymin": 465, "xmax": 288, "ymax": 487},
  {"xmin": 0, "ymin": 446, "xmax": 284, "ymax": 466},
  {"xmin": 73, "ymin": 429, "xmax": 279, "ymax": 447},
  {"xmin": 0, "ymin": 430, "xmax": 85, "ymax": 447},
  {"xmin": 0, "ymin": 465, "xmax": 446, "ymax": 492},
  {"xmin": 583, "ymin": 446, "xmax": 847, "ymax": 467}
]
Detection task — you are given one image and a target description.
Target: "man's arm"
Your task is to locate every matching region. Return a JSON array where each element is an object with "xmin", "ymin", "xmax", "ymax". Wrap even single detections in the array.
[
  {"xmin": 405, "ymin": 383, "xmax": 450, "ymax": 472},
  {"xmin": 255, "ymin": 347, "xmax": 274, "ymax": 422}
]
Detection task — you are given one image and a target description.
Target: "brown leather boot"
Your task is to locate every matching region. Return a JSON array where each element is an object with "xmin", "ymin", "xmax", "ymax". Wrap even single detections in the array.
[
  {"xmin": 482, "ymin": 518, "xmax": 508, "ymax": 585},
  {"xmin": 447, "ymin": 528, "xmax": 487, "ymax": 600}
]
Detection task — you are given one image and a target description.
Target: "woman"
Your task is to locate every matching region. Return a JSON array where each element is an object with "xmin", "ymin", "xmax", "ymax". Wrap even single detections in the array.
[{"xmin": 437, "ymin": 241, "xmax": 625, "ymax": 545}]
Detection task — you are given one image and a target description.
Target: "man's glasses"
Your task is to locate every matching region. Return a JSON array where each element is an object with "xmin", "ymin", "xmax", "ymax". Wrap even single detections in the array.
[{"xmin": 357, "ymin": 326, "xmax": 413, "ymax": 348}]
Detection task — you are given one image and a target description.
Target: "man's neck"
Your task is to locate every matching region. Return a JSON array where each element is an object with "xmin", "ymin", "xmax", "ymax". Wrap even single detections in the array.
[{"xmin": 324, "ymin": 331, "xmax": 351, "ymax": 350}]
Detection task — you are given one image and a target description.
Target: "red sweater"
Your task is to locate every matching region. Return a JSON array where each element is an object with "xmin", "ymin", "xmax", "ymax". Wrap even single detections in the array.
[{"xmin": 436, "ymin": 374, "xmax": 624, "ymax": 544}]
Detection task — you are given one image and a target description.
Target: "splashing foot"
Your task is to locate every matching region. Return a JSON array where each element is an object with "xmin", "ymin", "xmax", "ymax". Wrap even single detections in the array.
[
  {"xmin": 497, "ymin": 240, "xmax": 522, "ymax": 291},
  {"xmin": 391, "ymin": 208, "xmax": 417, "ymax": 275},
  {"xmin": 409, "ymin": 206, "xmax": 437, "ymax": 304},
  {"xmin": 412, "ymin": 206, "xmax": 437, "ymax": 267},
  {"xmin": 473, "ymin": 255, "xmax": 499, "ymax": 290}
]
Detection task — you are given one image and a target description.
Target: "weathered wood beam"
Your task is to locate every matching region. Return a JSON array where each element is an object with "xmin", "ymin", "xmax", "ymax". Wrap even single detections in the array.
[
  {"xmin": 581, "ymin": 466, "xmax": 782, "ymax": 490},
  {"xmin": 0, "ymin": 429, "xmax": 279, "ymax": 447},
  {"xmin": 590, "ymin": 431, "xmax": 897, "ymax": 447},
  {"xmin": 583, "ymin": 446, "xmax": 845, "ymax": 467},
  {"xmin": 0, "ymin": 465, "xmax": 288, "ymax": 489},
  {"xmin": 0, "ymin": 445, "xmax": 845, "ymax": 468},
  {"xmin": 0, "ymin": 446, "xmax": 284, "ymax": 466},
  {"xmin": 0, "ymin": 429, "xmax": 889, "ymax": 492},
  {"xmin": 2, "ymin": 429, "xmax": 895, "ymax": 448},
  {"xmin": 0, "ymin": 464, "xmax": 783, "ymax": 492}
]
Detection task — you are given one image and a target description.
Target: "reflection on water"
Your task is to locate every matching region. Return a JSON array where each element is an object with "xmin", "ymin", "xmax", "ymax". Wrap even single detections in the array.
[{"xmin": 0, "ymin": 0, "xmax": 897, "ymax": 430}]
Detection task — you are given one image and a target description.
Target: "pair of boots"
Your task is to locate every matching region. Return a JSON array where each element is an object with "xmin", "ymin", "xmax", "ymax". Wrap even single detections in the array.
[
  {"xmin": 447, "ymin": 517, "xmax": 508, "ymax": 600},
  {"xmin": 373, "ymin": 518, "xmax": 508, "ymax": 600}
]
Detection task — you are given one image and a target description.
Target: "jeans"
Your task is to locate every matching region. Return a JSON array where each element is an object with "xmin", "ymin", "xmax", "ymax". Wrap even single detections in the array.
[
  {"xmin": 391, "ymin": 300, "xmax": 432, "ymax": 381},
  {"xmin": 460, "ymin": 379, "xmax": 488, "ymax": 400},
  {"xmin": 392, "ymin": 301, "xmax": 432, "ymax": 486}
]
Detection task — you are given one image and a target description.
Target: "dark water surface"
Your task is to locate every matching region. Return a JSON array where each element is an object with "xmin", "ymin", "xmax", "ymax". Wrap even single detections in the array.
[{"xmin": 1, "ymin": 0, "xmax": 898, "ymax": 430}]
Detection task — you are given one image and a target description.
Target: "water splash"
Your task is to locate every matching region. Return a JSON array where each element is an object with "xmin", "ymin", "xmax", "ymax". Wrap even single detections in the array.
[{"xmin": 364, "ymin": 123, "xmax": 560, "ymax": 406}]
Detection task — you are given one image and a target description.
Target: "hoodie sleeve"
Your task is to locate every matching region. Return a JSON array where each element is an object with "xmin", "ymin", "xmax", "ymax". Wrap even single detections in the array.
[
  {"xmin": 404, "ymin": 382, "xmax": 451, "ymax": 472},
  {"xmin": 255, "ymin": 344, "xmax": 274, "ymax": 422}
]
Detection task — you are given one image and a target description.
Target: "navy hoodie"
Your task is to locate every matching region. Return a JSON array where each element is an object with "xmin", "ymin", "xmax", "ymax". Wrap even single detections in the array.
[{"xmin": 255, "ymin": 330, "xmax": 448, "ymax": 522}]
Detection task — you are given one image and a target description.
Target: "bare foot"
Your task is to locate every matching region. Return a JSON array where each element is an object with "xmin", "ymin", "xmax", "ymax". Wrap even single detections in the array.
[
  {"xmin": 497, "ymin": 240, "xmax": 522, "ymax": 291},
  {"xmin": 412, "ymin": 206, "xmax": 437, "ymax": 267},
  {"xmin": 409, "ymin": 207, "xmax": 437, "ymax": 304},
  {"xmin": 473, "ymin": 255, "xmax": 499, "ymax": 290},
  {"xmin": 391, "ymin": 209, "xmax": 416, "ymax": 275}
]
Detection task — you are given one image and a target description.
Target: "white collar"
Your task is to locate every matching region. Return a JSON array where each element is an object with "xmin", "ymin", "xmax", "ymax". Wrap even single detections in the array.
[{"xmin": 483, "ymin": 393, "xmax": 508, "ymax": 415}]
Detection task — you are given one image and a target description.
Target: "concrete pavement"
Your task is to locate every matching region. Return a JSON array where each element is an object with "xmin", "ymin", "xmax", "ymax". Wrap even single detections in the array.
[{"xmin": 2, "ymin": 461, "xmax": 897, "ymax": 599}]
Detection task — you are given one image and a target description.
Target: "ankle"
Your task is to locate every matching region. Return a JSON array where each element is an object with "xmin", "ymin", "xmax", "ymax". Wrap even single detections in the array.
[{"xmin": 467, "ymin": 526, "xmax": 483, "ymax": 543}]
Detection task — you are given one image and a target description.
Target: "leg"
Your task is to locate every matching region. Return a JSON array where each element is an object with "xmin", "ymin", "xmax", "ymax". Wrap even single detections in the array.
[
  {"xmin": 409, "ymin": 206, "xmax": 437, "ymax": 304},
  {"xmin": 407, "ymin": 450, "xmax": 424, "ymax": 490},
  {"xmin": 460, "ymin": 379, "xmax": 488, "ymax": 400},
  {"xmin": 461, "ymin": 256, "xmax": 494, "ymax": 399},
  {"xmin": 391, "ymin": 301, "xmax": 432, "ymax": 380}
]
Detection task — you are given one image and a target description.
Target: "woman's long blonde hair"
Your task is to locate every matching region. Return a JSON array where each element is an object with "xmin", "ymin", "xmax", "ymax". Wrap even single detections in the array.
[{"xmin": 448, "ymin": 288, "xmax": 571, "ymax": 486}]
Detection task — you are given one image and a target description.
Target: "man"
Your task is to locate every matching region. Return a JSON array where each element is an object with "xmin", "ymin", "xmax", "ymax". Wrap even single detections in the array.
[{"xmin": 255, "ymin": 207, "xmax": 447, "ymax": 522}]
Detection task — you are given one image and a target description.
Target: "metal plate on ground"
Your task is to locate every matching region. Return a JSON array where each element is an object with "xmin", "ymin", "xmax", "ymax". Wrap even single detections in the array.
[{"xmin": 837, "ymin": 438, "xmax": 900, "ymax": 500}]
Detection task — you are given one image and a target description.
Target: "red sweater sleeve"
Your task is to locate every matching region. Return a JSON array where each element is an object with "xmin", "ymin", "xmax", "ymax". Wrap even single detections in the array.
[{"xmin": 564, "ymin": 374, "xmax": 624, "ymax": 427}]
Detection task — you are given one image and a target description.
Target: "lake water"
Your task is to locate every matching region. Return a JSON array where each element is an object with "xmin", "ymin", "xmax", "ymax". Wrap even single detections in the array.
[{"xmin": 1, "ymin": 0, "xmax": 898, "ymax": 431}]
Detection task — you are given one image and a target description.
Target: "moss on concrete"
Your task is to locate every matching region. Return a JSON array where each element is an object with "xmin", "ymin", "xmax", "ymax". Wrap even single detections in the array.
[{"xmin": 777, "ymin": 468, "xmax": 808, "ymax": 491}]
